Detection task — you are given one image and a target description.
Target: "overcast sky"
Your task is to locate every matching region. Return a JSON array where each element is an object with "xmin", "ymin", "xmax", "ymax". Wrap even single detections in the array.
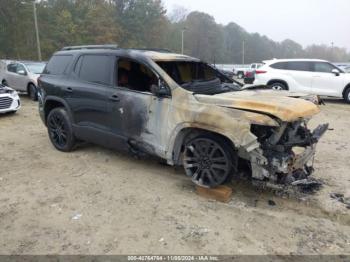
[{"xmin": 163, "ymin": 0, "xmax": 350, "ymax": 51}]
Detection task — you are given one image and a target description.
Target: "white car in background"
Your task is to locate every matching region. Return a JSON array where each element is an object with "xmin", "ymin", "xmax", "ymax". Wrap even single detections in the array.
[
  {"xmin": 0, "ymin": 60, "xmax": 46, "ymax": 101},
  {"xmin": 253, "ymin": 59, "xmax": 350, "ymax": 103},
  {"xmin": 0, "ymin": 84, "xmax": 21, "ymax": 114}
]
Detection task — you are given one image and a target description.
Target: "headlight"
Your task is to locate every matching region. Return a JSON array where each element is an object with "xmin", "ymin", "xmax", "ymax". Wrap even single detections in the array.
[{"xmin": 11, "ymin": 91, "xmax": 19, "ymax": 98}]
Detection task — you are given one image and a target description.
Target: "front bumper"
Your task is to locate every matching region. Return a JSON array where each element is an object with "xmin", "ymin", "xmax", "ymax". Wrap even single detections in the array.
[
  {"xmin": 0, "ymin": 94, "xmax": 21, "ymax": 113},
  {"xmin": 250, "ymin": 123, "xmax": 328, "ymax": 187}
]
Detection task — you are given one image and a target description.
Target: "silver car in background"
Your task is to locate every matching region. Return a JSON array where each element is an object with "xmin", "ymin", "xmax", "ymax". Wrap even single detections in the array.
[{"xmin": 0, "ymin": 60, "xmax": 46, "ymax": 101}]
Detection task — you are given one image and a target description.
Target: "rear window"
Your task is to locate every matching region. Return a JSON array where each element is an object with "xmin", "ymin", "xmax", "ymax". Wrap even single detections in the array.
[
  {"xmin": 44, "ymin": 55, "xmax": 72, "ymax": 75},
  {"xmin": 77, "ymin": 55, "xmax": 111, "ymax": 85},
  {"xmin": 287, "ymin": 61, "xmax": 312, "ymax": 71}
]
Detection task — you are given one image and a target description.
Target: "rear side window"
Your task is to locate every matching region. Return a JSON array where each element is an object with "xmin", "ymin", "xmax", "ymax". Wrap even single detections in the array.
[
  {"xmin": 287, "ymin": 62, "xmax": 312, "ymax": 72},
  {"xmin": 77, "ymin": 55, "xmax": 111, "ymax": 85},
  {"xmin": 270, "ymin": 62, "xmax": 288, "ymax": 70},
  {"xmin": 44, "ymin": 55, "xmax": 72, "ymax": 75}
]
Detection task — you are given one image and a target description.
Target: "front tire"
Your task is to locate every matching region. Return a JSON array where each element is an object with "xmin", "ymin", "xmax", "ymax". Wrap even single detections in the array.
[
  {"xmin": 28, "ymin": 84, "xmax": 38, "ymax": 101},
  {"xmin": 269, "ymin": 82, "xmax": 288, "ymax": 90},
  {"xmin": 344, "ymin": 88, "xmax": 350, "ymax": 104},
  {"xmin": 237, "ymin": 72, "xmax": 244, "ymax": 79},
  {"xmin": 47, "ymin": 107, "xmax": 76, "ymax": 152},
  {"xmin": 182, "ymin": 135, "xmax": 237, "ymax": 188}
]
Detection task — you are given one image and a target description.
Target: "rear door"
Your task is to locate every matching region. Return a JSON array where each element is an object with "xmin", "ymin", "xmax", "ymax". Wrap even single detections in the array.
[
  {"xmin": 67, "ymin": 54, "xmax": 113, "ymax": 134},
  {"xmin": 310, "ymin": 62, "xmax": 344, "ymax": 96},
  {"xmin": 285, "ymin": 61, "xmax": 313, "ymax": 92}
]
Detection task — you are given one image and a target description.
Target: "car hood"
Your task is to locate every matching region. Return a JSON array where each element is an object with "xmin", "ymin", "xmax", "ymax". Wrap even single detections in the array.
[
  {"xmin": 0, "ymin": 84, "xmax": 15, "ymax": 94},
  {"xmin": 194, "ymin": 90, "xmax": 320, "ymax": 122}
]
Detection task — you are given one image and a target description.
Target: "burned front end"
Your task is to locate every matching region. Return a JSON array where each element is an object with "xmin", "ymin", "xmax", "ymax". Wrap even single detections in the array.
[{"xmin": 249, "ymin": 119, "xmax": 328, "ymax": 190}]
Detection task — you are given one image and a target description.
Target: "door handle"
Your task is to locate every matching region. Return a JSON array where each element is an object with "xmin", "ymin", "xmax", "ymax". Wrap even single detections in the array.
[
  {"xmin": 109, "ymin": 94, "xmax": 120, "ymax": 102},
  {"xmin": 65, "ymin": 87, "xmax": 73, "ymax": 92}
]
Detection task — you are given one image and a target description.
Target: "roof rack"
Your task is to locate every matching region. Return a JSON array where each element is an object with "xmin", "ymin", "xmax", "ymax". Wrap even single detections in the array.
[
  {"xmin": 61, "ymin": 44, "xmax": 119, "ymax": 51},
  {"xmin": 131, "ymin": 48, "xmax": 172, "ymax": 53}
]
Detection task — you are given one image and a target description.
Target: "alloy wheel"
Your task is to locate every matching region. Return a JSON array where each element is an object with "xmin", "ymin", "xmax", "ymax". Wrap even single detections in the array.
[
  {"xmin": 271, "ymin": 85, "xmax": 284, "ymax": 90},
  {"xmin": 48, "ymin": 112, "xmax": 68, "ymax": 148},
  {"xmin": 183, "ymin": 138, "xmax": 231, "ymax": 187}
]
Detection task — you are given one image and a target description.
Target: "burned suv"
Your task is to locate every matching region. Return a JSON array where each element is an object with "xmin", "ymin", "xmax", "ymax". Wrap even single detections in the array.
[{"xmin": 38, "ymin": 45, "xmax": 328, "ymax": 189}]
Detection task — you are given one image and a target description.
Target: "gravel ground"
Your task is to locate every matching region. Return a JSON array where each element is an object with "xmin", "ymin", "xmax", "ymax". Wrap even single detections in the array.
[{"xmin": 0, "ymin": 96, "xmax": 349, "ymax": 255}]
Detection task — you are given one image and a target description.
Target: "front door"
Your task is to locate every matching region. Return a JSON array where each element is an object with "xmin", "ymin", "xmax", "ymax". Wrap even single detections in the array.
[
  {"xmin": 311, "ymin": 62, "xmax": 344, "ymax": 96},
  {"xmin": 13, "ymin": 63, "xmax": 28, "ymax": 91},
  {"xmin": 107, "ymin": 57, "xmax": 171, "ymax": 156}
]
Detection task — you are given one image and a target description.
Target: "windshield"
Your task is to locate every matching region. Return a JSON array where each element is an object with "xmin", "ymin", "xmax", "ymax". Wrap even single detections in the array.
[
  {"xmin": 156, "ymin": 61, "xmax": 216, "ymax": 85},
  {"xmin": 156, "ymin": 61, "xmax": 240, "ymax": 95},
  {"xmin": 25, "ymin": 63, "xmax": 46, "ymax": 74}
]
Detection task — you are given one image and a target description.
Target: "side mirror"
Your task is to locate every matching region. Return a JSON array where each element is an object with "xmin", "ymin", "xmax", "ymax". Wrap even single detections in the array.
[
  {"xmin": 17, "ymin": 70, "xmax": 27, "ymax": 76},
  {"xmin": 151, "ymin": 79, "xmax": 170, "ymax": 97},
  {"xmin": 332, "ymin": 69, "xmax": 340, "ymax": 76}
]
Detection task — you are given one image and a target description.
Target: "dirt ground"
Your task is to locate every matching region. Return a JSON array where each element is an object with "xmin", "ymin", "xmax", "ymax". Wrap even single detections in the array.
[{"xmin": 0, "ymin": 96, "xmax": 349, "ymax": 255}]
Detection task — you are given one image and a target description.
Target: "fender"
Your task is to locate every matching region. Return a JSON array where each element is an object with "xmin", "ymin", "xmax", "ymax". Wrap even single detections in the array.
[
  {"xmin": 44, "ymin": 96, "xmax": 75, "ymax": 124},
  {"xmin": 165, "ymin": 121, "xmax": 259, "ymax": 165}
]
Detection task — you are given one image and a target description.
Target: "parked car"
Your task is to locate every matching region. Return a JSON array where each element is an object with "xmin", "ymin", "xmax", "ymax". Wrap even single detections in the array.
[
  {"xmin": 234, "ymin": 63, "xmax": 262, "ymax": 79},
  {"xmin": 254, "ymin": 59, "xmax": 350, "ymax": 103},
  {"xmin": 334, "ymin": 63, "xmax": 350, "ymax": 73},
  {"xmin": 344, "ymin": 66, "xmax": 350, "ymax": 73},
  {"xmin": 1, "ymin": 60, "xmax": 46, "ymax": 101},
  {"xmin": 38, "ymin": 45, "xmax": 327, "ymax": 189},
  {"xmin": 0, "ymin": 83, "xmax": 21, "ymax": 114}
]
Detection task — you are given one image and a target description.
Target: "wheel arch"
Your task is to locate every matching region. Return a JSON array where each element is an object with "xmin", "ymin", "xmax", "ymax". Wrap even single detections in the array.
[
  {"xmin": 267, "ymin": 79, "xmax": 289, "ymax": 90},
  {"xmin": 44, "ymin": 97, "xmax": 74, "ymax": 125},
  {"xmin": 169, "ymin": 126, "xmax": 237, "ymax": 165},
  {"xmin": 26, "ymin": 82, "xmax": 36, "ymax": 93},
  {"xmin": 342, "ymin": 83, "xmax": 350, "ymax": 98}
]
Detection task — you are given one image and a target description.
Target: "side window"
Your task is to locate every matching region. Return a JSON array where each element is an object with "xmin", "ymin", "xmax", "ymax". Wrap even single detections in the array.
[
  {"xmin": 16, "ymin": 64, "xmax": 26, "ymax": 74},
  {"xmin": 287, "ymin": 62, "xmax": 312, "ymax": 72},
  {"xmin": 79, "ymin": 55, "xmax": 111, "ymax": 85},
  {"xmin": 313, "ymin": 62, "xmax": 336, "ymax": 73},
  {"xmin": 270, "ymin": 62, "xmax": 288, "ymax": 70},
  {"xmin": 44, "ymin": 55, "xmax": 73, "ymax": 75},
  {"xmin": 7, "ymin": 64, "xmax": 17, "ymax": 73},
  {"xmin": 117, "ymin": 58, "xmax": 158, "ymax": 93},
  {"xmin": 74, "ymin": 56, "xmax": 83, "ymax": 75}
]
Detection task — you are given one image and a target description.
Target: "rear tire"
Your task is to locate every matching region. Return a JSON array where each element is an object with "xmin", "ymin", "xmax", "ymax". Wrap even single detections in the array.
[
  {"xmin": 182, "ymin": 135, "xmax": 237, "ymax": 188},
  {"xmin": 28, "ymin": 83, "xmax": 38, "ymax": 101},
  {"xmin": 344, "ymin": 88, "xmax": 350, "ymax": 104},
  {"xmin": 269, "ymin": 82, "xmax": 288, "ymax": 90},
  {"xmin": 47, "ymin": 107, "xmax": 76, "ymax": 152}
]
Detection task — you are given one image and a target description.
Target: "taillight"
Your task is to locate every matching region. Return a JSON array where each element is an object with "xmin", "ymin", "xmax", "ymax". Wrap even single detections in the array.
[
  {"xmin": 245, "ymin": 71, "xmax": 253, "ymax": 77},
  {"xmin": 255, "ymin": 70, "xmax": 267, "ymax": 74}
]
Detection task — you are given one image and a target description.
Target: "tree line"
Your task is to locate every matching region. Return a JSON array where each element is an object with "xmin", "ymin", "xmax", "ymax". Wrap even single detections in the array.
[{"xmin": 1, "ymin": 0, "xmax": 349, "ymax": 63}]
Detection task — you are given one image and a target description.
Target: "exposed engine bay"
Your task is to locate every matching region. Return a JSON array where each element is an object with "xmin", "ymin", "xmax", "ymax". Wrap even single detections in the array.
[{"xmin": 249, "ymin": 120, "xmax": 329, "ymax": 192}]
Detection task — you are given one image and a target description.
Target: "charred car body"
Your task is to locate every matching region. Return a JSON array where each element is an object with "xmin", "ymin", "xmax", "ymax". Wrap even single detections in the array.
[{"xmin": 38, "ymin": 45, "xmax": 328, "ymax": 189}]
